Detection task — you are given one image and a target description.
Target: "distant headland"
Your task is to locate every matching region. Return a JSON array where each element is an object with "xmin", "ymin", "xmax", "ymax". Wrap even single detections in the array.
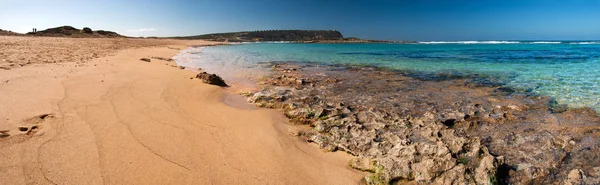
[{"xmin": 169, "ymin": 30, "xmax": 414, "ymax": 43}]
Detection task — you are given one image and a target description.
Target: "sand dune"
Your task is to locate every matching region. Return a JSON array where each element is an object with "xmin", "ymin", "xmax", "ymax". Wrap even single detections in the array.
[{"xmin": 0, "ymin": 37, "xmax": 364, "ymax": 184}]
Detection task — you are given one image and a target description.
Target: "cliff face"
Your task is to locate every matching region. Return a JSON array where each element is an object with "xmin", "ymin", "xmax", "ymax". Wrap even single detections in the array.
[
  {"xmin": 175, "ymin": 30, "xmax": 344, "ymax": 42},
  {"xmin": 27, "ymin": 26, "xmax": 125, "ymax": 38}
]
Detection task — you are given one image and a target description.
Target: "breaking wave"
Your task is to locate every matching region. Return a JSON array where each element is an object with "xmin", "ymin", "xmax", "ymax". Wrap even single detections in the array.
[
  {"xmin": 530, "ymin": 41, "xmax": 562, "ymax": 44},
  {"xmin": 569, "ymin": 42, "xmax": 600, "ymax": 45},
  {"xmin": 418, "ymin": 41, "xmax": 520, "ymax": 44}
]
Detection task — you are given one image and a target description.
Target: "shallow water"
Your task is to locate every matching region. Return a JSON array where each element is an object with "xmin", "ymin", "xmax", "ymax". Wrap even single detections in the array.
[{"xmin": 174, "ymin": 42, "xmax": 600, "ymax": 111}]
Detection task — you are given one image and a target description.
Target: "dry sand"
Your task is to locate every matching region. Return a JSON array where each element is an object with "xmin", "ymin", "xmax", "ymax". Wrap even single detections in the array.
[
  {"xmin": 0, "ymin": 36, "xmax": 193, "ymax": 70},
  {"xmin": 0, "ymin": 36, "xmax": 365, "ymax": 184}
]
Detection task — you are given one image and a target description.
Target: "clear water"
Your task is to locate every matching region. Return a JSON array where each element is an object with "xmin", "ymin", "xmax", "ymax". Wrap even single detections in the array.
[{"xmin": 174, "ymin": 42, "xmax": 600, "ymax": 111}]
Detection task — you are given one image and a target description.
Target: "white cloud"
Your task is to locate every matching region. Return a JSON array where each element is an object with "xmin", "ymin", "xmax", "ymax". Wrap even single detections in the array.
[{"xmin": 127, "ymin": 28, "xmax": 156, "ymax": 32}]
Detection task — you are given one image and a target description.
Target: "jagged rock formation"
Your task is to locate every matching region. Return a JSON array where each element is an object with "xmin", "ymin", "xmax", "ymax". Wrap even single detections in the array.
[
  {"xmin": 172, "ymin": 30, "xmax": 344, "ymax": 42},
  {"xmin": 26, "ymin": 26, "xmax": 125, "ymax": 38},
  {"xmin": 245, "ymin": 62, "xmax": 600, "ymax": 185}
]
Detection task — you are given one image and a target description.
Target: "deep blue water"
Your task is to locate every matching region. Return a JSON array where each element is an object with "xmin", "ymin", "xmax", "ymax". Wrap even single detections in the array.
[{"xmin": 175, "ymin": 42, "xmax": 600, "ymax": 112}]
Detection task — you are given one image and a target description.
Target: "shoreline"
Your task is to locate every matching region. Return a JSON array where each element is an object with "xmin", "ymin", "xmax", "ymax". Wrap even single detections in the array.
[
  {"xmin": 180, "ymin": 42, "xmax": 600, "ymax": 115},
  {"xmin": 0, "ymin": 37, "xmax": 365, "ymax": 184},
  {"xmin": 271, "ymin": 61, "xmax": 595, "ymax": 113},
  {"xmin": 2, "ymin": 36, "xmax": 599, "ymax": 184},
  {"xmin": 170, "ymin": 42, "xmax": 600, "ymax": 184}
]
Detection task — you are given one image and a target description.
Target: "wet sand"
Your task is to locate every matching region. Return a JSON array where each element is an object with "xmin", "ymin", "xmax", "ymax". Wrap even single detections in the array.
[{"xmin": 0, "ymin": 37, "xmax": 365, "ymax": 184}]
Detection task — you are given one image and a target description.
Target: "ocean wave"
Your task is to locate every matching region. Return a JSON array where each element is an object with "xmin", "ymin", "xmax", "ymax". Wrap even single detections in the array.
[
  {"xmin": 419, "ymin": 41, "xmax": 600, "ymax": 45},
  {"xmin": 418, "ymin": 41, "xmax": 520, "ymax": 44},
  {"xmin": 260, "ymin": 41, "xmax": 294, "ymax": 43},
  {"xmin": 569, "ymin": 42, "xmax": 600, "ymax": 45},
  {"xmin": 530, "ymin": 41, "xmax": 562, "ymax": 44},
  {"xmin": 239, "ymin": 41, "xmax": 293, "ymax": 44}
]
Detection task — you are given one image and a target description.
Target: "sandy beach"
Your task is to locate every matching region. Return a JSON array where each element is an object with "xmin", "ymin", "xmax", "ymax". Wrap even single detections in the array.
[
  {"xmin": 4, "ymin": 0, "xmax": 600, "ymax": 184},
  {"xmin": 0, "ymin": 36, "xmax": 364, "ymax": 184}
]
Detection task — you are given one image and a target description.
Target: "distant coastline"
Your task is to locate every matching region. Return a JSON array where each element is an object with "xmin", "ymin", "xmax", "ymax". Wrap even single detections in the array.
[
  {"xmin": 6, "ymin": 26, "xmax": 598, "ymax": 45},
  {"xmin": 168, "ymin": 30, "xmax": 417, "ymax": 44}
]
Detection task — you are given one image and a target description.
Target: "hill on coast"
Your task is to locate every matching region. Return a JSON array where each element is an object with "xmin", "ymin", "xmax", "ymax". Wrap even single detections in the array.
[
  {"xmin": 26, "ymin": 26, "xmax": 125, "ymax": 38},
  {"xmin": 172, "ymin": 30, "xmax": 345, "ymax": 42},
  {"xmin": 0, "ymin": 29, "xmax": 21, "ymax": 36}
]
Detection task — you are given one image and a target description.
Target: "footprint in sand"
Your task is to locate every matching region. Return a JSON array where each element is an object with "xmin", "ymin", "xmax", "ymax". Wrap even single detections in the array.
[
  {"xmin": 0, "ymin": 113, "xmax": 53, "ymax": 139},
  {"xmin": 20, "ymin": 114, "xmax": 53, "ymax": 135},
  {"xmin": 0, "ymin": 130, "xmax": 9, "ymax": 138},
  {"xmin": 17, "ymin": 125, "xmax": 40, "ymax": 135}
]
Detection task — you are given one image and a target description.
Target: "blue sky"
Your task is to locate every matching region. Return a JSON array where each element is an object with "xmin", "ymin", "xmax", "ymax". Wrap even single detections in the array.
[{"xmin": 1, "ymin": 0, "xmax": 599, "ymax": 41}]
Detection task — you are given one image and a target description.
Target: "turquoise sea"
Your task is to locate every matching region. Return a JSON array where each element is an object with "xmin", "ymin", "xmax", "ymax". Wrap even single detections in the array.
[{"xmin": 175, "ymin": 41, "xmax": 600, "ymax": 112}]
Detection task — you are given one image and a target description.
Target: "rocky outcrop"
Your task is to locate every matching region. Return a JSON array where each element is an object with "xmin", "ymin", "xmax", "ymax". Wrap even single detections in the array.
[
  {"xmin": 195, "ymin": 72, "xmax": 228, "ymax": 87},
  {"xmin": 249, "ymin": 88, "xmax": 503, "ymax": 184},
  {"xmin": 245, "ymin": 62, "xmax": 600, "ymax": 184}
]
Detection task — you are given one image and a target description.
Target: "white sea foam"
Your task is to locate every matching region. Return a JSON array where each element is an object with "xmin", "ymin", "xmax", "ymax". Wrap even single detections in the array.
[
  {"xmin": 260, "ymin": 41, "xmax": 293, "ymax": 43},
  {"xmin": 531, "ymin": 41, "xmax": 562, "ymax": 44},
  {"xmin": 418, "ymin": 41, "xmax": 600, "ymax": 44},
  {"xmin": 418, "ymin": 41, "xmax": 520, "ymax": 44},
  {"xmin": 569, "ymin": 42, "xmax": 600, "ymax": 45},
  {"xmin": 239, "ymin": 41, "xmax": 293, "ymax": 44}
]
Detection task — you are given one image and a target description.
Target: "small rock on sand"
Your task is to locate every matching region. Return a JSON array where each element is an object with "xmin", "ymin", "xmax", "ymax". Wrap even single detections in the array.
[{"xmin": 195, "ymin": 72, "xmax": 228, "ymax": 87}]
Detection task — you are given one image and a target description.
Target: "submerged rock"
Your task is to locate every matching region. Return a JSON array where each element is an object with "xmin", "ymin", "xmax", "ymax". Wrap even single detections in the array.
[{"xmin": 195, "ymin": 72, "xmax": 228, "ymax": 87}]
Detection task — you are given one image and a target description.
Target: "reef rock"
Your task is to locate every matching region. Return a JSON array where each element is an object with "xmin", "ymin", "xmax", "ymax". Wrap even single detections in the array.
[
  {"xmin": 195, "ymin": 72, "xmax": 228, "ymax": 87},
  {"xmin": 245, "ymin": 62, "xmax": 600, "ymax": 185}
]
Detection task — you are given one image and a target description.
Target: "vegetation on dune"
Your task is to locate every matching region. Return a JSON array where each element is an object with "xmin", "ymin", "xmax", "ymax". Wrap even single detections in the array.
[
  {"xmin": 0, "ymin": 29, "xmax": 21, "ymax": 36},
  {"xmin": 25, "ymin": 26, "xmax": 125, "ymax": 38}
]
